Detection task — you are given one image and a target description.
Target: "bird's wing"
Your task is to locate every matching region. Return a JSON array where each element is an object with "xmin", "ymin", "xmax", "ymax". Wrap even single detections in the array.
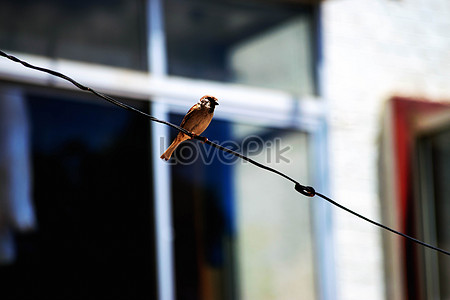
[{"xmin": 180, "ymin": 103, "xmax": 200, "ymax": 128}]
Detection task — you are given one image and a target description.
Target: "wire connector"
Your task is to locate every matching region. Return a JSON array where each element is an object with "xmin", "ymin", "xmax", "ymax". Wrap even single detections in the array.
[{"xmin": 295, "ymin": 183, "xmax": 315, "ymax": 197}]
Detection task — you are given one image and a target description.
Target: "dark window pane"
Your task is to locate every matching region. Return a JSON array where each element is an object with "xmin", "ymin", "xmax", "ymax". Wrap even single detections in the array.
[
  {"xmin": 0, "ymin": 0, "xmax": 147, "ymax": 70},
  {"xmin": 168, "ymin": 114, "xmax": 236, "ymax": 300},
  {"xmin": 165, "ymin": 0, "xmax": 316, "ymax": 96},
  {"xmin": 0, "ymin": 92, "xmax": 156, "ymax": 299},
  {"xmin": 429, "ymin": 130, "xmax": 450, "ymax": 300}
]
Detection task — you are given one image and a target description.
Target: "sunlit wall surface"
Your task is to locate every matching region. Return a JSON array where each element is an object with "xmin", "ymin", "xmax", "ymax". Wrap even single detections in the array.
[{"xmin": 323, "ymin": 0, "xmax": 450, "ymax": 299}]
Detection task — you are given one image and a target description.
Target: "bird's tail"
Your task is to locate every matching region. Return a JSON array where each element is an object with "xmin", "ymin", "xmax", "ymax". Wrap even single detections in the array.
[
  {"xmin": 160, "ymin": 135, "xmax": 188, "ymax": 160},
  {"xmin": 160, "ymin": 142, "xmax": 178, "ymax": 161}
]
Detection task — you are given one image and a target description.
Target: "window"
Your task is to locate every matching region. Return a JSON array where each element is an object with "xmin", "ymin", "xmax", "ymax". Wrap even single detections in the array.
[
  {"xmin": 167, "ymin": 115, "xmax": 316, "ymax": 299},
  {"xmin": 0, "ymin": 0, "xmax": 147, "ymax": 70},
  {"xmin": 415, "ymin": 111, "xmax": 450, "ymax": 300},
  {"xmin": 0, "ymin": 0, "xmax": 331, "ymax": 299},
  {"xmin": 380, "ymin": 97, "xmax": 450, "ymax": 300},
  {"xmin": 0, "ymin": 89, "xmax": 156, "ymax": 299},
  {"xmin": 165, "ymin": 0, "xmax": 317, "ymax": 96}
]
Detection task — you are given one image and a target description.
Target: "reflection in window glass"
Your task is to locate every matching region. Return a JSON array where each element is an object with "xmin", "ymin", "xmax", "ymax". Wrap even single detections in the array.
[
  {"xmin": 233, "ymin": 124, "xmax": 316, "ymax": 300},
  {"xmin": 165, "ymin": 0, "xmax": 316, "ymax": 96},
  {"xmin": 168, "ymin": 113, "xmax": 316, "ymax": 299},
  {"xmin": 0, "ymin": 0, "xmax": 147, "ymax": 70}
]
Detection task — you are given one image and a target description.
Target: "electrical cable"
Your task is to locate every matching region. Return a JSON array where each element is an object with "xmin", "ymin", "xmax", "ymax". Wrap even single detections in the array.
[{"xmin": 1, "ymin": 50, "xmax": 448, "ymax": 256}]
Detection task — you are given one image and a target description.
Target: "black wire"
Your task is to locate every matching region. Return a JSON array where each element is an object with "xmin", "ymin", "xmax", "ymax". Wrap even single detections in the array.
[
  {"xmin": 315, "ymin": 192, "xmax": 450, "ymax": 256},
  {"xmin": 1, "ymin": 49, "xmax": 449, "ymax": 257},
  {"xmin": 0, "ymin": 50, "xmax": 193, "ymax": 137},
  {"xmin": 0, "ymin": 50, "xmax": 309, "ymax": 191}
]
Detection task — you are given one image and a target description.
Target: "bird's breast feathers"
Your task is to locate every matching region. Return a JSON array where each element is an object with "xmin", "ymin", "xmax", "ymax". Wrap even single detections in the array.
[{"xmin": 180, "ymin": 104, "xmax": 213, "ymax": 134}]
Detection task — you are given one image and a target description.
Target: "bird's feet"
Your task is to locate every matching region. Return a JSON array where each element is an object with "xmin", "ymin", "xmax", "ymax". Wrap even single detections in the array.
[{"xmin": 191, "ymin": 134, "xmax": 208, "ymax": 143}]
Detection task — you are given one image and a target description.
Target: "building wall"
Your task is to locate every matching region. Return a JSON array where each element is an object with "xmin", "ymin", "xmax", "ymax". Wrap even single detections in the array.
[{"xmin": 321, "ymin": 0, "xmax": 450, "ymax": 299}]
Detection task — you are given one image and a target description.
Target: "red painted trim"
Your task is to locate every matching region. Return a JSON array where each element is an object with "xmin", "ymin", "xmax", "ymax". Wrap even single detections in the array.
[
  {"xmin": 391, "ymin": 97, "xmax": 448, "ymax": 232},
  {"xmin": 390, "ymin": 96, "xmax": 450, "ymax": 299}
]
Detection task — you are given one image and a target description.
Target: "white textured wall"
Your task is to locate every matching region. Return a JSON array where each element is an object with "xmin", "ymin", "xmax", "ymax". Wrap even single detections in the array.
[{"xmin": 321, "ymin": 0, "xmax": 450, "ymax": 299}]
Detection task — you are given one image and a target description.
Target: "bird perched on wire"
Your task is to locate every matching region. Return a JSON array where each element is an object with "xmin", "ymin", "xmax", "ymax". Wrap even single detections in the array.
[{"xmin": 160, "ymin": 95, "xmax": 219, "ymax": 160}]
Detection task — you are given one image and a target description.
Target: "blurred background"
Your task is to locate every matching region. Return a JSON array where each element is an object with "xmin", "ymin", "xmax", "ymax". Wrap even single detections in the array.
[{"xmin": 0, "ymin": 0, "xmax": 449, "ymax": 299}]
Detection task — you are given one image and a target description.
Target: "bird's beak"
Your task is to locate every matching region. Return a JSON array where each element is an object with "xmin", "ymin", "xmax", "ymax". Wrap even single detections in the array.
[{"xmin": 214, "ymin": 100, "xmax": 219, "ymax": 105}]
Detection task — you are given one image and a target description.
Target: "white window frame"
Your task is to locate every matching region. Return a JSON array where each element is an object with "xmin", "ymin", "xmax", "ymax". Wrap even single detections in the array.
[
  {"xmin": 0, "ymin": 0, "xmax": 335, "ymax": 298},
  {"xmin": 0, "ymin": 52, "xmax": 335, "ymax": 300}
]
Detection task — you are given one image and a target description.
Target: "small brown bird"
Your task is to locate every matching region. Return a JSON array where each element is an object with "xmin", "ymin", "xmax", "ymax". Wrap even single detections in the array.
[{"xmin": 160, "ymin": 95, "xmax": 219, "ymax": 160}]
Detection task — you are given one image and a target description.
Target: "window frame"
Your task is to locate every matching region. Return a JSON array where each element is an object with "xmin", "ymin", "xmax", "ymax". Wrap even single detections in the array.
[
  {"xmin": 0, "ymin": 0, "xmax": 333, "ymax": 298},
  {"xmin": 0, "ymin": 52, "xmax": 333, "ymax": 300},
  {"xmin": 380, "ymin": 97, "xmax": 450, "ymax": 300}
]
